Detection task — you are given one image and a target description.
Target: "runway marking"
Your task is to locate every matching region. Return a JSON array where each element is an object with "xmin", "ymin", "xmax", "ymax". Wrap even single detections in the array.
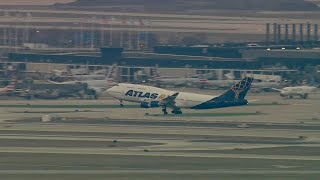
[
  {"xmin": 272, "ymin": 165, "xmax": 303, "ymax": 169},
  {"xmin": 292, "ymin": 103, "xmax": 312, "ymax": 106},
  {"xmin": 0, "ymin": 170, "xmax": 319, "ymax": 175},
  {"xmin": 1, "ymin": 148, "xmax": 320, "ymax": 161}
]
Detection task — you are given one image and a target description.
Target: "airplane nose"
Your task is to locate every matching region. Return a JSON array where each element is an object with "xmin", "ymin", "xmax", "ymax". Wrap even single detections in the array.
[
  {"xmin": 105, "ymin": 86, "xmax": 120, "ymax": 98},
  {"xmin": 106, "ymin": 87, "xmax": 114, "ymax": 95}
]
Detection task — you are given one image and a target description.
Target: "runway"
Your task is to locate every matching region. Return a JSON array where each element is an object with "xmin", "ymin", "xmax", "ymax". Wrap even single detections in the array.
[{"xmin": 0, "ymin": 92, "xmax": 319, "ymax": 179}]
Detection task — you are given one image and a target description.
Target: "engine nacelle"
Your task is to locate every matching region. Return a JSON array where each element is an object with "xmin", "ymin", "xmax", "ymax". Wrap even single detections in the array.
[{"xmin": 140, "ymin": 101, "xmax": 160, "ymax": 108}]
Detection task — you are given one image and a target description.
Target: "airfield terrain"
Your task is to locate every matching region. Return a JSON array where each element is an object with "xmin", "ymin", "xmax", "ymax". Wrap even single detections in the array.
[
  {"xmin": 0, "ymin": 3, "xmax": 319, "ymax": 179},
  {"xmin": 0, "ymin": 90, "xmax": 319, "ymax": 180}
]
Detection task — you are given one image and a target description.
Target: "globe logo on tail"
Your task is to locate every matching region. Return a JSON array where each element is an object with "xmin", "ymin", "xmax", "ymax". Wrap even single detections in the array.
[{"xmin": 231, "ymin": 77, "xmax": 253, "ymax": 99}]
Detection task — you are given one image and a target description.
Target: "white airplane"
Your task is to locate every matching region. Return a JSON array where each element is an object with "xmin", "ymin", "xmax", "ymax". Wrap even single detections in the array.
[
  {"xmin": 0, "ymin": 79, "xmax": 17, "ymax": 95},
  {"xmin": 250, "ymin": 80, "xmax": 281, "ymax": 92},
  {"xmin": 150, "ymin": 76, "xmax": 199, "ymax": 87},
  {"xmin": 195, "ymin": 72, "xmax": 240, "ymax": 89},
  {"xmin": 148, "ymin": 68, "xmax": 198, "ymax": 87},
  {"xmin": 49, "ymin": 65, "xmax": 118, "ymax": 97},
  {"xmin": 197, "ymin": 79, "xmax": 238, "ymax": 89},
  {"xmin": 52, "ymin": 68, "xmax": 107, "ymax": 81},
  {"xmin": 70, "ymin": 73, "xmax": 106, "ymax": 81},
  {"xmin": 106, "ymin": 77, "xmax": 254, "ymax": 115},
  {"xmin": 273, "ymin": 86, "xmax": 318, "ymax": 99}
]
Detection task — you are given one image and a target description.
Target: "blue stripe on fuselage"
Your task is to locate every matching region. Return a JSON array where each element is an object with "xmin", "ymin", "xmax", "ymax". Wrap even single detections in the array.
[{"xmin": 191, "ymin": 98, "xmax": 248, "ymax": 109}]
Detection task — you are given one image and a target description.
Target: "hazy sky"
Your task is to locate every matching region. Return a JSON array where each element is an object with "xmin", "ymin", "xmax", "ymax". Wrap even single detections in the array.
[{"xmin": 0, "ymin": 0, "xmax": 75, "ymax": 5}]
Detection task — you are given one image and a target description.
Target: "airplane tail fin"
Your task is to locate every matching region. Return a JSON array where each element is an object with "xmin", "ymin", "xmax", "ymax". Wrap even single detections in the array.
[
  {"xmin": 106, "ymin": 64, "xmax": 118, "ymax": 85},
  {"xmin": 5, "ymin": 79, "xmax": 17, "ymax": 90},
  {"xmin": 217, "ymin": 77, "xmax": 254, "ymax": 101},
  {"xmin": 150, "ymin": 67, "xmax": 160, "ymax": 78}
]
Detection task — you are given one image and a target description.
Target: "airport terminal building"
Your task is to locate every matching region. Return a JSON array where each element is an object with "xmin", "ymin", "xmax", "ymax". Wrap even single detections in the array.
[{"xmin": 2, "ymin": 45, "xmax": 320, "ymax": 82}]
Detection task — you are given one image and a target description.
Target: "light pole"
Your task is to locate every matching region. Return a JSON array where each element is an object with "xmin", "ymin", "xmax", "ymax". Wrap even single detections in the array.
[
  {"xmin": 25, "ymin": 12, "xmax": 32, "ymax": 44},
  {"xmin": 100, "ymin": 18, "xmax": 106, "ymax": 47},
  {"xmin": 90, "ymin": 16, "xmax": 96, "ymax": 49},
  {"xmin": 15, "ymin": 14, "xmax": 21, "ymax": 52},
  {"xmin": 80, "ymin": 21, "xmax": 84, "ymax": 48},
  {"xmin": 109, "ymin": 16, "xmax": 115, "ymax": 47},
  {"xmin": 73, "ymin": 22, "xmax": 80, "ymax": 48},
  {"xmin": 3, "ymin": 11, "xmax": 9, "ymax": 46}
]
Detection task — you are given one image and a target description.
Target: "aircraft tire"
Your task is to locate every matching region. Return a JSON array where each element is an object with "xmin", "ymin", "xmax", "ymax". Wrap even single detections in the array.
[
  {"xmin": 162, "ymin": 108, "xmax": 168, "ymax": 115},
  {"xmin": 172, "ymin": 110, "xmax": 182, "ymax": 115}
]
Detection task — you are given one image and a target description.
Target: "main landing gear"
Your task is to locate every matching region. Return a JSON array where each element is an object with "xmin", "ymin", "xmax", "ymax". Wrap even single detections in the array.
[
  {"xmin": 162, "ymin": 106, "xmax": 168, "ymax": 115},
  {"xmin": 172, "ymin": 109, "xmax": 182, "ymax": 115},
  {"xmin": 120, "ymin": 100, "xmax": 124, "ymax": 107},
  {"xmin": 162, "ymin": 106, "xmax": 182, "ymax": 115}
]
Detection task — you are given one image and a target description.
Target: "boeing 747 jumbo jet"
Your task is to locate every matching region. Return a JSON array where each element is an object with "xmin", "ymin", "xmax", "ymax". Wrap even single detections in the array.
[{"xmin": 106, "ymin": 77, "xmax": 254, "ymax": 115}]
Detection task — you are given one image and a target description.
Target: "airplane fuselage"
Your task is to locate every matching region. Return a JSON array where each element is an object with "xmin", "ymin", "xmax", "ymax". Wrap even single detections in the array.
[
  {"xmin": 279, "ymin": 86, "xmax": 317, "ymax": 98},
  {"xmin": 107, "ymin": 83, "xmax": 248, "ymax": 109}
]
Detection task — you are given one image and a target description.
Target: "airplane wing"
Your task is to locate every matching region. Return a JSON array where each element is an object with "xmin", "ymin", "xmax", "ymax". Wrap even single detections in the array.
[
  {"xmin": 248, "ymin": 99, "xmax": 260, "ymax": 103},
  {"xmin": 140, "ymin": 92, "xmax": 180, "ymax": 107},
  {"xmin": 162, "ymin": 92, "xmax": 179, "ymax": 103},
  {"xmin": 271, "ymin": 88, "xmax": 282, "ymax": 92},
  {"xmin": 48, "ymin": 80, "xmax": 78, "ymax": 85},
  {"xmin": 47, "ymin": 80, "xmax": 66, "ymax": 84},
  {"xmin": 161, "ymin": 92, "xmax": 180, "ymax": 109}
]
